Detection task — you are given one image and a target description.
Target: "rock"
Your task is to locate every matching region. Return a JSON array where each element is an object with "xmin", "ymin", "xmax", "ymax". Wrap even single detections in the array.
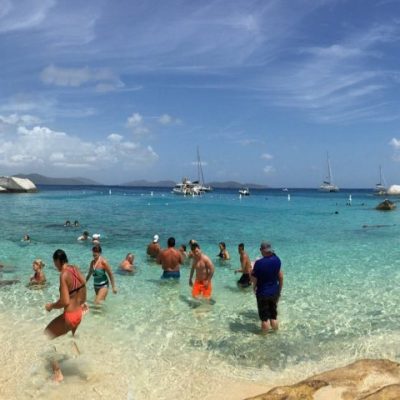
[
  {"xmin": 246, "ymin": 359, "xmax": 400, "ymax": 400},
  {"xmin": 376, "ymin": 199, "xmax": 396, "ymax": 211}
]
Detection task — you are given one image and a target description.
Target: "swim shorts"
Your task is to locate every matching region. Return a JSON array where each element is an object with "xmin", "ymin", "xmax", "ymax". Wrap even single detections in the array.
[
  {"xmin": 256, "ymin": 295, "xmax": 278, "ymax": 321},
  {"xmin": 192, "ymin": 280, "xmax": 212, "ymax": 298},
  {"xmin": 237, "ymin": 273, "xmax": 251, "ymax": 287},
  {"xmin": 161, "ymin": 271, "xmax": 180, "ymax": 279}
]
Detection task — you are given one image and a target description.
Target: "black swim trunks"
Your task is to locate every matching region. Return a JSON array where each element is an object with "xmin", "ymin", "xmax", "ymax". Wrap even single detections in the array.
[
  {"xmin": 237, "ymin": 273, "xmax": 251, "ymax": 287},
  {"xmin": 256, "ymin": 295, "xmax": 279, "ymax": 321}
]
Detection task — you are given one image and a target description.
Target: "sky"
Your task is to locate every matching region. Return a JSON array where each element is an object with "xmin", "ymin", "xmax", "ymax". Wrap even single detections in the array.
[{"xmin": 1, "ymin": 0, "xmax": 400, "ymax": 187}]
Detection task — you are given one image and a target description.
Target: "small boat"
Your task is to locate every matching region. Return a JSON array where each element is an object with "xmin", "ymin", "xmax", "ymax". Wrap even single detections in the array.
[
  {"xmin": 172, "ymin": 179, "xmax": 202, "ymax": 196},
  {"xmin": 282, "ymin": 188, "xmax": 289, "ymax": 192},
  {"xmin": 319, "ymin": 153, "xmax": 339, "ymax": 192},
  {"xmin": 374, "ymin": 165, "xmax": 387, "ymax": 196},
  {"xmin": 239, "ymin": 188, "xmax": 250, "ymax": 196},
  {"xmin": 376, "ymin": 199, "xmax": 396, "ymax": 211}
]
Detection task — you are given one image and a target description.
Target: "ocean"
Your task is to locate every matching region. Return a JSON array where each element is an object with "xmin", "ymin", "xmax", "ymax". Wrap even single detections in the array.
[{"xmin": 0, "ymin": 186, "xmax": 399, "ymax": 399}]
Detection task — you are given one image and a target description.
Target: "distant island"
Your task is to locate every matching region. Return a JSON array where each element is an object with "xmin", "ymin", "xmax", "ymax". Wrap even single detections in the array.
[{"xmin": 14, "ymin": 174, "xmax": 269, "ymax": 189}]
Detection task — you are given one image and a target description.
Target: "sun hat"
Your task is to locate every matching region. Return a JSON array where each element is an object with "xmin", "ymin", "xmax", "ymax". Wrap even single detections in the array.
[{"xmin": 153, "ymin": 234, "xmax": 159, "ymax": 243}]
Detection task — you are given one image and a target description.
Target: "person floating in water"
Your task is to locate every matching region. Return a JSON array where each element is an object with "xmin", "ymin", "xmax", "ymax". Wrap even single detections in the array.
[
  {"xmin": 251, "ymin": 242, "xmax": 283, "ymax": 333},
  {"xmin": 64, "ymin": 220, "xmax": 71, "ymax": 227},
  {"xmin": 217, "ymin": 242, "xmax": 230, "ymax": 260},
  {"xmin": 86, "ymin": 245, "xmax": 117, "ymax": 304},
  {"xmin": 22, "ymin": 234, "xmax": 31, "ymax": 243},
  {"xmin": 157, "ymin": 237, "xmax": 183, "ymax": 279},
  {"xmin": 77, "ymin": 231, "xmax": 90, "ymax": 241},
  {"xmin": 30, "ymin": 259, "xmax": 46, "ymax": 285},
  {"xmin": 92, "ymin": 233, "xmax": 101, "ymax": 245},
  {"xmin": 235, "ymin": 243, "xmax": 252, "ymax": 288},
  {"xmin": 189, "ymin": 242, "xmax": 215, "ymax": 300},
  {"xmin": 179, "ymin": 244, "xmax": 188, "ymax": 262},
  {"xmin": 147, "ymin": 234, "xmax": 161, "ymax": 259},
  {"xmin": 74, "ymin": 220, "xmax": 80, "ymax": 227},
  {"xmin": 120, "ymin": 253, "xmax": 135, "ymax": 273},
  {"xmin": 44, "ymin": 249, "xmax": 87, "ymax": 382}
]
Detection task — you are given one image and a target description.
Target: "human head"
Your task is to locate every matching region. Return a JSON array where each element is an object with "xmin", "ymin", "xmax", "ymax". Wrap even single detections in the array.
[
  {"xmin": 24, "ymin": 234, "xmax": 30, "ymax": 241},
  {"xmin": 191, "ymin": 242, "xmax": 201, "ymax": 258},
  {"xmin": 167, "ymin": 237, "xmax": 175, "ymax": 248},
  {"xmin": 219, "ymin": 242, "xmax": 226, "ymax": 250},
  {"xmin": 53, "ymin": 249, "xmax": 68, "ymax": 271},
  {"xmin": 260, "ymin": 241, "xmax": 273, "ymax": 256},
  {"xmin": 238, "ymin": 243, "xmax": 244, "ymax": 253},
  {"xmin": 126, "ymin": 253, "xmax": 134, "ymax": 262},
  {"xmin": 33, "ymin": 259, "xmax": 45, "ymax": 271},
  {"xmin": 74, "ymin": 220, "xmax": 79, "ymax": 226},
  {"xmin": 65, "ymin": 220, "xmax": 71, "ymax": 226},
  {"xmin": 180, "ymin": 244, "xmax": 187, "ymax": 252},
  {"xmin": 83, "ymin": 231, "xmax": 89, "ymax": 238},
  {"xmin": 188, "ymin": 239, "xmax": 197, "ymax": 246},
  {"xmin": 92, "ymin": 244, "xmax": 102, "ymax": 259},
  {"xmin": 153, "ymin": 234, "xmax": 159, "ymax": 243}
]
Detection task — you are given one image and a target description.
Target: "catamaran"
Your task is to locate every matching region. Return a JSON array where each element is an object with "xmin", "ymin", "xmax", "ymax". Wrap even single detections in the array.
[
  {"xmin": 196, "ymin": 146, "xmax": 212, "ymax": 192},
  {"xmin": 239, "ymin": 188, "xmax": 250, "ymax": 196},
  {"xmin": 374, "ymin": 165, "xmax": 387, "ymax": 196},
  {"xmin": 319, "ymin": 153, "xmax": 339, "ymax": 192}
]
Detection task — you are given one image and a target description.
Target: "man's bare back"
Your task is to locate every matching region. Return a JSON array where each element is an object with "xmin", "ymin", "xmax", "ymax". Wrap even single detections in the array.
[
  {"xmin": 158, "ymin": 247, "xmax": 183, "ymax": 272},
  {"xmin": 240, "ymin": 251, "xmax": 252, "ymax": 274},
  {"xmin": 147, "ymin": 242, "xmax": 160, "ymax": 258}
]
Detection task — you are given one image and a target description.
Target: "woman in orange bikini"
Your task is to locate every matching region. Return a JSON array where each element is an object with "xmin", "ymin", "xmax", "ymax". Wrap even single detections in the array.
[{"xmin": 44, "ymin": 249, "xmax": 87, "ymax": 382}]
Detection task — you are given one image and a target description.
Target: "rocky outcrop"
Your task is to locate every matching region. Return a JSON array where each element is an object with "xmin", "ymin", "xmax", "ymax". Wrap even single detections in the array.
[
  {"xmin": 246, "ymin": 359, "xmax": 400, "ymax": 400},
  {"xmin": 0, "ymin": 176, "xmax": 37, "ymax": 193}
]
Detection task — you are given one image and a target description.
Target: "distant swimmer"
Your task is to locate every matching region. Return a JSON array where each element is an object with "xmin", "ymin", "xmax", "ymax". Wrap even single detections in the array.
[
  {"xmin": 217, "ymin": 242, "xmax": 230, "ymax": 260},
  {"xmin": 30, "ymin": 259, "xmax": 46, "ymax": 285},
  {"xmin": 44, "ymin": 249, "xmax": 87, "ymax": 382},
  {"xmin": 189, "ymin": 242, "xmax": 215, "ymax": 300},
  {"xmin": 86, "ymin": 245, "xmax": 117, "ymax": 304},
  {"xmin": 147, "ymin": 234, "xmax": 161, "ymax": 258},
  {"xmin": 22, "ymin": 234, "xmax": 31, "ymax": 243},
  {"xmin": 92, "ymin": 233, "xmax": 101, "ymax": 245},
  {"xmin": 74, "ymin": 220, "xmax": 80, "ymax": 227},
  {"xmin": 77, "ymin": 231, "xmax": 90, "ymax": 241},
  {"xmin": 157, "ymin": 237, "xmax": 183, "ymax": 279},
  {"xmin": 179, "ymin": 244, "xmax": 188, "ymax": 262},
  {"xmin": 251, "ymin": 242, "xmax": 283, "ymax": 333},
  {"xmin": 120, "ymin": 253, "xmax": 135, "ymax": 273},
  {"xmin": 187, "ymin": 239, "xmax": 197, "ymax": 259},
  {"xmin": 64, "ymin": 220, "xmax": 71, "ymax": 227},
  {"xmin": 235, "ymin": 243, "xmax": 252, "ymax": 288}
]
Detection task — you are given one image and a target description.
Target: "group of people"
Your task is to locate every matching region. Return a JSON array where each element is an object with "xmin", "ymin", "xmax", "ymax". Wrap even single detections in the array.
[{"xmin": 13, "ymin": 228, "xmax": 284, "ymax": 382}]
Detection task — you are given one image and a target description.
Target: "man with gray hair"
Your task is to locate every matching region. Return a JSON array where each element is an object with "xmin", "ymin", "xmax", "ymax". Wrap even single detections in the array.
[{"xmin": 251, "ymin": 242, "xmax": 283, "ymax": 332}]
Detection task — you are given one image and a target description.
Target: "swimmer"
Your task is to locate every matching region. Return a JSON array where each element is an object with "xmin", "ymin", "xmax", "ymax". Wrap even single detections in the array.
[
  {"xmin": 30, "ymin": 259, "xmax": 46, "ymax": 285},
  {"xmin": 77, "ymin": 231, "xmax": 90, "ymax": 241},
  {"xmin": 120, "ymin": 253, "xmax": 135, "ymax": 273},
  {"xmin": 44, "ymin": 249, "xmax": 87, "ymax": 382},
  {"xmin": 22, "ymin": 234, "xmax": 31, "ymax": 243},
  {"xmin": 147, "ymin": 234, "xmax": 161, "ymax": 258},
  {"xmin": 64, "ymin": 220, "xmax": 71, "ymax": 227},
  {"xmin": 157, "ymin": 237, "xmax": 183, "ymax": 279},
  {"xmin": 179, "ymin": 244, "xmax": 188, "ymax": 262},
  {"xmin": 217, "ymin": 242, "xmax": 230, "ymax": 260},
  {"xmin": 74, "ymin": 220, "xmax": 80, "ymax": 227},
  {"xmin": 189, "ymin": 242, "xmax": 215, "ymax": 299},
  {"xmin": 92, "ymin": 233, "xmax": 101, "ymax": 245},
  {"xmin": 187, "ymin": 239, "xmax": 197, "ymax": 259},
  {"xmin": 234, "ymin": 243, "xmax": 252, "ymax": 288},
  {"xmin": 86, "ymin": 245, "xmax": 117, "ymax": 304}
]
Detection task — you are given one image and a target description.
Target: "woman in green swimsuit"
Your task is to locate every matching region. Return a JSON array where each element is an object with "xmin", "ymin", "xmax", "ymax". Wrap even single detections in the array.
[{"xmin": 86, "ymin": 245, "xmax": 117, "ymax": 304}]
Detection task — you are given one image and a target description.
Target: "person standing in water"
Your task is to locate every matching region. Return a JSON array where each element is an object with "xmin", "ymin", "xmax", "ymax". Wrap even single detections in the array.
[
  {"xmin": 189, "ymin": 243, "xmax": 215, "ymax": 299},
  {"xmin": 157, "ymin": 237, "xmax": 183, "ymax": 279},
  {"xmin": 30, "ymin": 259, "xmax": 46, "ymax": 285},
  {"xmin": 217, "ymin": 242, "xmax": 230, "ymax": 260},
  {"xmin": 120, "ymin": 253, "xmax": 135, "ymax": 273},
  {"xmin": 86, "ymin": 245, "xmax": 117, "ymax": 303},
  {"xmin": 235, "ymin": 243, "xmax": 252, "ymax": 288},
  {"xmin": 251, "ymin": 242, "xmax": 283, "ymax": 332},
  {"xmin": 147, "ymin": 234, "xmax": 161, "ymax": 259},
  {"xmin": 44, "ymin": 249, "xmax": 87, "ymax": 382}
]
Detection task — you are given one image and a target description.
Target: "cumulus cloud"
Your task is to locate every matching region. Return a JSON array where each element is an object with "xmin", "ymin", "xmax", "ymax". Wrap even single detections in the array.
[
  {"xmin": 389, "ymin": 138, "xmax": 400, "ymax": 149},
  {"xmin": 126, "ymin": 112, "xmax": 150, "ymax": 136},
  {"xmin": 158, "ymin": 114, "xmax": 181, "ymax": 125},
  {"xmin": 0, "ymin": 124, "xmax": 158, "ymax": 169},
  {"xmin": 263, "ymin": 165, "xmax": 275, "ymax": 174},
  {"xmin": 0, "ymin": 113, "xmax": 41, "ymax": 133},
  {"xmin": 261, "ymin": 152, "xmax": 273, "ymax": 160},
  {"xmin": 40, "ymin": 64, "xmax": 124, "ymax": 92}
]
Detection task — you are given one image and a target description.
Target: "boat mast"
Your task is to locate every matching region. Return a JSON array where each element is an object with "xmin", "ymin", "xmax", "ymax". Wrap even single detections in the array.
[
  {"xmin": 197, "ymin": 146, "xmax": 205, "ymax": 186},
  {"xmin": 326, "ymin": 152, "xmax": 333, "ymax": 184}
]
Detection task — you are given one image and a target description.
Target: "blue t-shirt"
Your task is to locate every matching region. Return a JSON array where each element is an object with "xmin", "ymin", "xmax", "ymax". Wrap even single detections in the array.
[{"xmin": 252, "ymin": 254, "xmax": 281, "ymax": 297}]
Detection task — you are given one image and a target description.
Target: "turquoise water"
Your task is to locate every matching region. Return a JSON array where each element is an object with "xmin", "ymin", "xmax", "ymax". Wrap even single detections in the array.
[{"xmin": 1, "ymin": 187, "xmax": 400, "ymax": 399}]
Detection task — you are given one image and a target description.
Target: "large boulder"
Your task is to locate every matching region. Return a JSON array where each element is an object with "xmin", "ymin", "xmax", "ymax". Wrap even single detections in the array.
[{"xmin": 246, "ymin": 359, "xmax": 400, "ymax": 400}]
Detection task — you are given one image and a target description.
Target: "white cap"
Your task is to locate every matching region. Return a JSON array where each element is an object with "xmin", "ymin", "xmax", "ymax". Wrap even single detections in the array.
[
  {"xmin": 153, "ymin": 234, "xmax": 159, "ymax": 243},
  {"xmin": 92, "ymin": 234, "xmax": 101, "ymax": 240}
]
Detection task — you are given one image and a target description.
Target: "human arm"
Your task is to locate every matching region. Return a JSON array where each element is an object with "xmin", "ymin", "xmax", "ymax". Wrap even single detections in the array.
[
  {"xmin": 45, "ymin": 273, "xmax": 70, "ymax": 311},
  {"xmin": 278, "ymin": 270, "xmax": 283, "ymax": 299},
  {"xmin": 86, "ymin": 262, "xmax": 93, "ymax": 283},
  {"xmin": 103, "ymin": 260, "xmax": 117, "ymax": 294},
  {"xmin": 204, "ymin": 257, "xmax": 215, "ymax": 288},
  {"xmin": 224, "ymin": 250, "xmax": 230, "ymax": 260},
  {"xmin": 189, "ymin": 263, "xmax": 195, "ymax": 286}
]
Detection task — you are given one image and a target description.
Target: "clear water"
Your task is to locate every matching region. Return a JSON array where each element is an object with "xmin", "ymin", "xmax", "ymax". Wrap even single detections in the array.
[{"xmin": 1, "ymin": 187, "xmax": 399, "ymax": 399}]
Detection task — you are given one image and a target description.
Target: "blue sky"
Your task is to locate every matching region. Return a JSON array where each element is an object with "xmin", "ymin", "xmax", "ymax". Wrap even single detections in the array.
[{"xmin": 1, "ymin": 0, "xmax": 400, "ymax": 187}]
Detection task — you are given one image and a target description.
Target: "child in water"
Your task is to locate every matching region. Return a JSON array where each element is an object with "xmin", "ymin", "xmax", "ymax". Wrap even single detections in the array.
[{"xmin": 30, "ymin": 259, "xmax": 46, "ymax": 284}]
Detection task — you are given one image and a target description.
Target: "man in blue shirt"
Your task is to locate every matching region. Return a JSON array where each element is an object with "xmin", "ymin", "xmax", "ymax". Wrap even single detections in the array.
[{"xmin": 251, "ymin": 241, "xmax": 283, "ymax": 332}]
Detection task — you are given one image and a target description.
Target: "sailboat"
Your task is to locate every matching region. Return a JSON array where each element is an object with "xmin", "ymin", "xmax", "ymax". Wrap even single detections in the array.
[
  {"xmin": 319, "ymin": 153, "xmax": 339, "ymax": 192},
  {"xmin": 196, "ymin": 146, "xmax": 212, "ymax": 192},
  {"xmin": 374, "ymin": 165, "xmax": 387, "ymax": 196}
]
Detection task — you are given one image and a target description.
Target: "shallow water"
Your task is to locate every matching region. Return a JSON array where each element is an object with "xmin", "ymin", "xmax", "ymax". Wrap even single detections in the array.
[{"xmin": 0, "ymin": 187, "xmax": 399, "ymax": 399}]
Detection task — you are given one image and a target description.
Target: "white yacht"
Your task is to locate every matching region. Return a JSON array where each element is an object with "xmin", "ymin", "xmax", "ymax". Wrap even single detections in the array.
[
  {"xmin": 319, "ymin": 153, "xmax": 339, "ymax": 192},
  {"xmin": 172, "ymin": 179, "xmax": 202, "ymax": 196},
  {"xmin": 374, "ymin": 165, "xmax": 387, "ymax": 196},
  {"xmin": 0, "ymin": 176, "xmax": 37, "ymax": 193},
  {"xmin": 196, "ymin": 147, "xmax": 213, "ymax": 193},
  {"xmin": 239, "ymin": 188, "xmax": 250, "ymax": 196}
]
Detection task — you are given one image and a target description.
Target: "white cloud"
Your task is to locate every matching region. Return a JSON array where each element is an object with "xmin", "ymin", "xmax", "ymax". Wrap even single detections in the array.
[
  {"xmin": 158, "ymin": 114, "xmax": 181, "ymax": 125},
  {"xmin": 261, "ymin": 153, "xmax": 273, "ymax": 160},
  {"xmin": 0, "ymin": 113, "xmax": 41, "ymax": 126},
  {"xmin": 263, "ymin": 165, "xmax": 275, "ymax": 174},
  {"xmin": 0, "ymin": 124, "xmax": 158, "ymax": 169},
  {"xmin": 40, "ymin": 64, "xmax": 124, "ymax": 92},
  {"xmin": 390, "ymin": 138, "xmax": 400, "ymax": 149},
  {"xmin": 126, "ymin": 112, "xmax": 150, "ymax": 136}
]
